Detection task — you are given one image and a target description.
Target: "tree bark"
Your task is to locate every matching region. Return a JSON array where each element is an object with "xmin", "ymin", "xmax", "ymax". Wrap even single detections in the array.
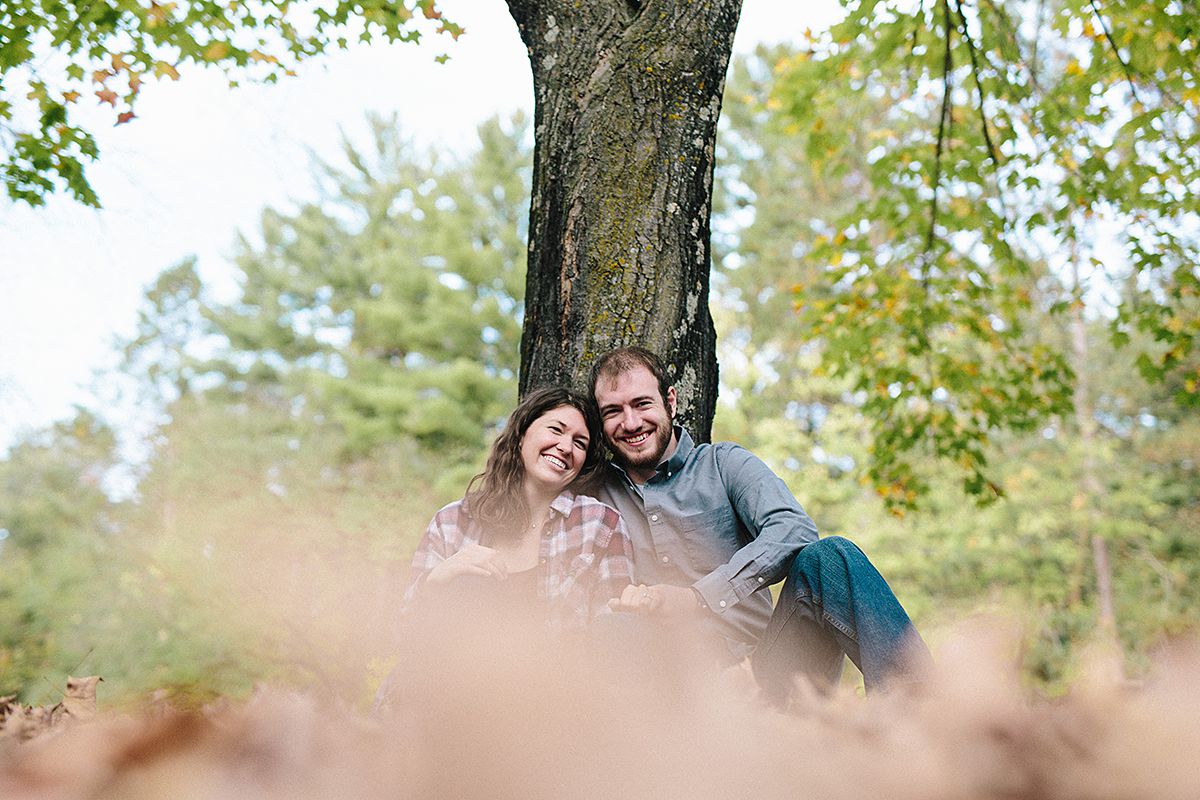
[{"xmin": 507, "ymin": 0, "xmax": 741, "ymax": 442}]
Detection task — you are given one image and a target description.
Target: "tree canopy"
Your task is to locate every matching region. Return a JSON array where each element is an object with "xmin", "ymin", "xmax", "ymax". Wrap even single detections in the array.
[
  {"xmin": 0, "ymin": 0, "xmax": 460, "ymax": 205},
  {"xmin": 768, "ymin": 0, "xmax": 1199, "ymax": 505}
]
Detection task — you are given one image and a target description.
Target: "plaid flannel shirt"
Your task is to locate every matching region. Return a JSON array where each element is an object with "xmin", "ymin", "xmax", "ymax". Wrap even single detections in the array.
[{"xmin": 405, "ymin": 490, "xmax": 634, "ymax": 629}]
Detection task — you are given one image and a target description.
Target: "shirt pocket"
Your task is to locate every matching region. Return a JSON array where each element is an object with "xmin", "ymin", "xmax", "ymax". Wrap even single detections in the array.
[
  {"xmin": 567, "ymin": 552, "xmax": 596, "ymax": 579},
  {"xmin": 679, "ymin": 505, "xmax": 738, "ymax": 572}
]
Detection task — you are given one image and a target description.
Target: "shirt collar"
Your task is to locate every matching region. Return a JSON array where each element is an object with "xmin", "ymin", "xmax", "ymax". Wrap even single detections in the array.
[
  {"xmin": 662, "ymin": 426, "xmax": 693, "ymax": 475},
  {"xmin": 549, "ymin": 490, "xmax": 576, "ymax": 517}
]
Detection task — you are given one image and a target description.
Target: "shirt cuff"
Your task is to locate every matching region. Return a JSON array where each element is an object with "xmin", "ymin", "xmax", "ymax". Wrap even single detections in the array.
[{"xmin": 692, "ymin": 569, "xmax": 738, "ymax": 614}]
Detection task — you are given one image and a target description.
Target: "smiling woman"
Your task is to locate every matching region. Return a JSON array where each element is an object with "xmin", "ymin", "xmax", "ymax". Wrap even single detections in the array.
[{"xmin": 401, "ymin": 387, "xmax": 633, "ymax": 631}]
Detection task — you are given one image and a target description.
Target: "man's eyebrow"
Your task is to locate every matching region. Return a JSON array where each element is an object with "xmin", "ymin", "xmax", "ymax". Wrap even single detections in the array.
[{"xmin": 600, "ymin": 394, "xmax": 653, "ymax": 411}]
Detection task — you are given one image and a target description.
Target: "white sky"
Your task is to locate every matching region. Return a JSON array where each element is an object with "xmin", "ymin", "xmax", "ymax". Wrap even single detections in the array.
[{"xmin": 0, "ymin": 1, "xmax": 841, "ymax": 451}]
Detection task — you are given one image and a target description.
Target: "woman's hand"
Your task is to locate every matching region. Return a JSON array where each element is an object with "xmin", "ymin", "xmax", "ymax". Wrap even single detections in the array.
[{"xmin": 425, "ymin": 543, "xmax": 508, "ymax": 586}]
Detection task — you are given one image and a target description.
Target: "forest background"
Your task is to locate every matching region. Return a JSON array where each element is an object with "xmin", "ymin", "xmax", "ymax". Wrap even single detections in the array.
[{"xmin": 2, "ymin": 1, "xmax": 1198, "ymax": 707}]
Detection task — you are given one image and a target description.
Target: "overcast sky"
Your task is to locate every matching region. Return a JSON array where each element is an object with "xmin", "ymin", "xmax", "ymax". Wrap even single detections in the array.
[{"xmin": 0, "ymin": 1, "xmax": 842, "ymax": 451}]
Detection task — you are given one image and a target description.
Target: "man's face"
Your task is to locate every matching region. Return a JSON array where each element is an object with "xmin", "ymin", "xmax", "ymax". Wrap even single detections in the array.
[{"xmin": 593, "ymin": 365, "xmax": 677, "ymax": 476}]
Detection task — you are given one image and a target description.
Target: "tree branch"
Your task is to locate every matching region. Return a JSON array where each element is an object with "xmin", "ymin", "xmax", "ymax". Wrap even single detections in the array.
[
  {"xmin": 951, "ymin": 0, "xmax": 1009, "ymax": 221},
  {"xmin": 926, "ymin": 0, "xmax": 954, "ymax": 256},
  {"xmin": 1086, "ymin": 0, "xmax": 1143, "ymax": 106}
]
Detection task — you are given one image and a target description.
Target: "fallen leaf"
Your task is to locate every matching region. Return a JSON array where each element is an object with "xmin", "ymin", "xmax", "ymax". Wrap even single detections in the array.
[{"xmin": 63, "ymin": 676, "xmax": 103, "ymax": 719}]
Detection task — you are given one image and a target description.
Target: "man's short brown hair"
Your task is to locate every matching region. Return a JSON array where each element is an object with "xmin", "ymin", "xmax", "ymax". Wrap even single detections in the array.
[{"xmin": 589, "ymin": 347, "xmax": 673, "ymax": 407}]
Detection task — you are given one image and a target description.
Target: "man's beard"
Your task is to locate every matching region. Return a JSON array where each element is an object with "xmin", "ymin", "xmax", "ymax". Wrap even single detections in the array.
[{"xmin": 610, "ymin": 418, "xmax": 673, "ymax": 471}]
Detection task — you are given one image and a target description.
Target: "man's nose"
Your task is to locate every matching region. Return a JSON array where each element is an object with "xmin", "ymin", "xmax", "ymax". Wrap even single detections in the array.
[{"xmin": 620, "ymin": 407, "xmax": 638, "ymax": 428}]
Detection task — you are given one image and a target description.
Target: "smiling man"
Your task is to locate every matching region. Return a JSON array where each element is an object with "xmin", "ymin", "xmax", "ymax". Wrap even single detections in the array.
[{"xmin": 590, "ymin": 347, "xmax": 929, "ymax": 700}]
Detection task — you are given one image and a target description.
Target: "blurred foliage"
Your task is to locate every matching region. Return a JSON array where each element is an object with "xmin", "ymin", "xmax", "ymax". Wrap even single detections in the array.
[
  {"xmin": 2, "ymin": 36, "xmax": 1198, "ymax": 704},
  {"xmin": 766, "ymin": 0, "xmax": 1199, "ymax": 508},
  {"xmin": 207, "ymin": 112, "xmax": 528, "ymax": 457},
  {"xmin": 0, "ymin": 0, "xmax": 459, "ymax": 206}
]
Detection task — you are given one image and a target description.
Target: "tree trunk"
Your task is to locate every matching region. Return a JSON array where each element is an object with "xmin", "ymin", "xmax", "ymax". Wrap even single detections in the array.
[
  {"xmin": 1068, "ymin": 248, "xmax": 1120, "ymax": 663},
  {"xmin": 506, "ymin": 0, "xmax": 741, "ymax": 442}
]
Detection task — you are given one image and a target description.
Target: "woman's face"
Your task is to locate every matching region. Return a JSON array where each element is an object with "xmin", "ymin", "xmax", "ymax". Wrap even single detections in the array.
[{"xmin": 519, "ymin": 404, "xmax": 591, "ymax": 498}]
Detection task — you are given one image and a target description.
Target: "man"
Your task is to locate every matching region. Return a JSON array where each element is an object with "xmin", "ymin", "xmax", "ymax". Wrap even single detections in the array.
[{"xmin": 591, "ymin": 346, "xmax": 929, "ymax": 700}]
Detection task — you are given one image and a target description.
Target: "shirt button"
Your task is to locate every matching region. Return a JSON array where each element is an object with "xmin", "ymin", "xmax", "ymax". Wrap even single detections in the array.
[
  {"xmin": 650, "ymin": 513, "xmax": 660, "ymax": 522},
  {"xmin": 757, "ymin": 577, "xmax": 765, "ymax": 584},
  {"xmin": 718, "ymin": 600, "xmax": 727, "ymax": 608},
  {"xmin": 661, "ymin": 555, "xmax": 669, "ymax": 563},
  {"xmin": 540, "ymin": 559, "xmax": 547, "ymax": 564}
]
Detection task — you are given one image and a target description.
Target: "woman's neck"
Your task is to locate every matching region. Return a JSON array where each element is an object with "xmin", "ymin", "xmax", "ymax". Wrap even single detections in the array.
[{"xmin": 524, "ymin": 482, "xmax": 563, "ymax": 532}]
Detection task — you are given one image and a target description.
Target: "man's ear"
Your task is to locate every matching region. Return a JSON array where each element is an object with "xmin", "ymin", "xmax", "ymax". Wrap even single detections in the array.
[{"xmin": 665, "ymin": 386, "xmax": 677, "ymax": 418}]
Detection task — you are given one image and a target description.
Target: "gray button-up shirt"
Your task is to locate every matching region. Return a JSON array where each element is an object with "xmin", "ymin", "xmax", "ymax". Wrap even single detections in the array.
[{"xmin": 596, "ymin": 427, "xmax": 820, "ymax": 650}]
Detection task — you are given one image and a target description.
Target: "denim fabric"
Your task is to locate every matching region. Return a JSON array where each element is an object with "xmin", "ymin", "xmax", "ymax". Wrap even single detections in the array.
[{"xmin": 752, "ymin": 536, "xmax": 929, "ymax": 697}]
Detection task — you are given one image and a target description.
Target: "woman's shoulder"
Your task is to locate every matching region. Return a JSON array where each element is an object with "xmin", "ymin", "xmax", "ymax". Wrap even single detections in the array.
[
  {"xmin": 560, "ymin": 491, "xmax": 624, "ymax": 527},
  {"xmin": 429, "ymin": 498, "xmax": 469, "ymax": 525}
]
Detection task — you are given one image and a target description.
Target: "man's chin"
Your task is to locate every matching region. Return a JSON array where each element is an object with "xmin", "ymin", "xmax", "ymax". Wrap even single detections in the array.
[{"xmin": 611, "ymin": 445, "xmax": 663, "ymax": 471}]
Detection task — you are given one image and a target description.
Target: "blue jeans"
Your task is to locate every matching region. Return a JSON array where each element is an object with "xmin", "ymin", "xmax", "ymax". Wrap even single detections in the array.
[{"xmin": 751, "ymin": 536, "xmax": 930, "ymax": 700}]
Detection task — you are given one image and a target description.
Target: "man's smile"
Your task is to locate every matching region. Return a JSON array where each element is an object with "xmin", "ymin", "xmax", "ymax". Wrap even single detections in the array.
[{"xmin": 622, "ymin": 431, "xmax": 651, "ymax": 446}]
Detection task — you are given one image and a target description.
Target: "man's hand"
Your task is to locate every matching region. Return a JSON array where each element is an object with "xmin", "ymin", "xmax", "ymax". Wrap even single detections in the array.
[
  {"xmin": 426, "ymin": 543, "xmax": 507, "ymax": 585},
  {"xmin": 608, "ymin": 583, "xmax": 701, "ymax": 619}
]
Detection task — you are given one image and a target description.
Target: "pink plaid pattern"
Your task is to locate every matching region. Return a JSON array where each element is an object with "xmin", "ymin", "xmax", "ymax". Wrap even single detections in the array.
[{"xmin": 406, "ymin": 491, "xmax": 633, "ymax": 628}]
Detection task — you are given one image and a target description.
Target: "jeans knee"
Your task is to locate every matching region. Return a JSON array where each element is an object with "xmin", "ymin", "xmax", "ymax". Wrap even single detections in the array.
[{"xmin": 791, "ymin": 536, "xmax": 861, "ymax": 577}]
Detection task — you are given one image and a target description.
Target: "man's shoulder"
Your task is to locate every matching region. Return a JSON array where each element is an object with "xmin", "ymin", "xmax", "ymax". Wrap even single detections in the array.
[
  {"xmin": 703, "ymin": 441, "xmax": 778, "ymax": 485},
  {"xmin": 692, "ymin": 439, "xmax": 758, "ymax": 464}
]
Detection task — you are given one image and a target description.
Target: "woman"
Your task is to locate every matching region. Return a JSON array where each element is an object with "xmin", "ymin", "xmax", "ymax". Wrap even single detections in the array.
[{"xmin": 404, "ymin": 386, "xmax": 633, "ymax": 630}]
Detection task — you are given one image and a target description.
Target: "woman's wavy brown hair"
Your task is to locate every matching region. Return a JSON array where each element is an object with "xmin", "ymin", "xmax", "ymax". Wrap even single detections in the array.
[{"xmin": 463, "ymin": 386, "xmax": 603, "ymax": 542}]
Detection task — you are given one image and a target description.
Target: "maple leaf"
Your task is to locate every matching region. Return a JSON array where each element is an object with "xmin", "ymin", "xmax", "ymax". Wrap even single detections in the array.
[
  {"xmin": 154, "ymin": 61, "xmax": 181, "ymax": 80},
  {"xmin": 418, "ymin": 0, "xmax": 442, "ymax": 20},
  {"xmin": 116, "ymin": 111, "xmax": 136, "ymax": 125},
  {"xmin": 96, "ymin": 89, "xmax": 118, "ymax": 106}
]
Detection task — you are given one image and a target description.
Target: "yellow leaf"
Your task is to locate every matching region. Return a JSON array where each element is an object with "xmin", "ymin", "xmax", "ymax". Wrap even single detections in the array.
[
  {"xmin": 204, "ymin": 42, "xmax": 230, "ymax": 61},
  {"xmin": 154, "ymin": 61, "xmax": 180, "ymax": 80},
  {"xmin": 1065, "ymin": 60, "xmax": 1084, "ymax": 76}
]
